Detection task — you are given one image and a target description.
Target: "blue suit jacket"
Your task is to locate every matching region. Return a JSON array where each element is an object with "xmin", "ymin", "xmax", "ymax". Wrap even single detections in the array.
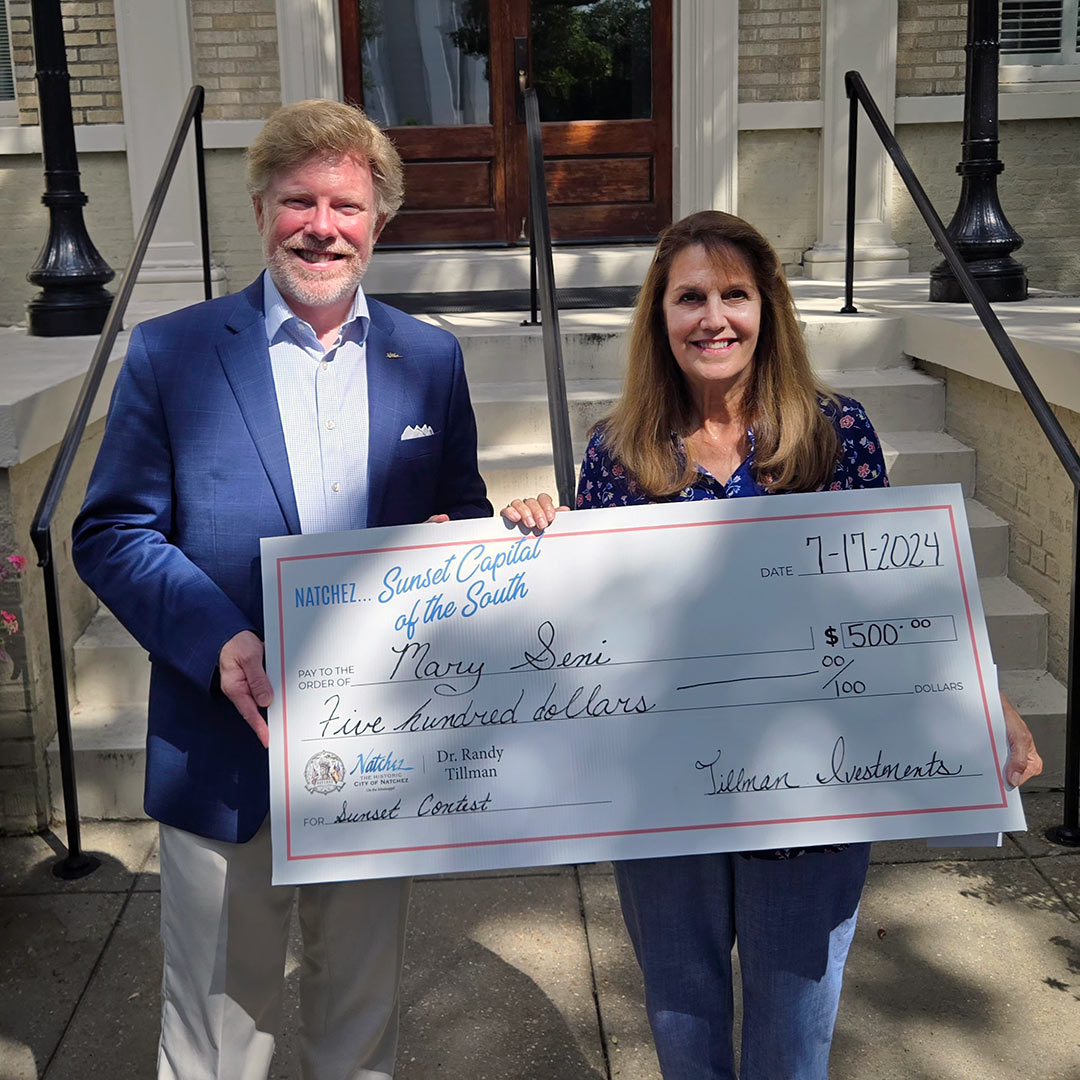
[{"xmin": 73, "ymin": 277, "xmax": 491, "ymax": 843}]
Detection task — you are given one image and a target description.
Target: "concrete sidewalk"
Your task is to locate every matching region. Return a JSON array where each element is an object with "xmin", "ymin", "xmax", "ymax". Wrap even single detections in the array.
[{"xmin": 2, "ymin": 793, "xmax": 1078, "ymax": 1079}]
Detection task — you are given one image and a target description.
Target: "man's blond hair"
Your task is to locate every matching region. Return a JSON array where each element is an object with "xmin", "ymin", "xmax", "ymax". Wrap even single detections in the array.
[{"xmin": 246, "ymin": 99, "xmax": 404, "ymax": 220}]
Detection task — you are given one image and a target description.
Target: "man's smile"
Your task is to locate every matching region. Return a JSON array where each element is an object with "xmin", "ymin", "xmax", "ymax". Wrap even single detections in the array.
[{"xmin": 294, "ymin": 250, "xmax": 346, "ymax": 264}]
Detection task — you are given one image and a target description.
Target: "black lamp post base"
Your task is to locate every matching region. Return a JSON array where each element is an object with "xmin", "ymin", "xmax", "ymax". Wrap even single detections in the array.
[
  {"xmin": 1045, "ymin": 824, "xmax": 1080, "ymax": 848},
  {"xmin": 52, "ymin": 851, "xmax": 102, "ymax": 880},
  {"xmin": 929, "ymin": 257, "xmax": 1028, "ymax": 304},
  {"xmin": 26, "ymin": 289, "xmax": 113, "ymax": 337}
]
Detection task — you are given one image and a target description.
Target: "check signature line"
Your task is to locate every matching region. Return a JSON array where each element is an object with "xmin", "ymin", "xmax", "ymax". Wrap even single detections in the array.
[{"xmin": 677, "ymin": 670, "xmax": 821, "ymax": 692}]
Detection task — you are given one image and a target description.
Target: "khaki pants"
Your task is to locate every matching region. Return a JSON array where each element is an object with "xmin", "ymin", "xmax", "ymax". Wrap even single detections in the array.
[{"xmin": 157, "ymin": 819, "xmax": 411, "ymax": 1080}]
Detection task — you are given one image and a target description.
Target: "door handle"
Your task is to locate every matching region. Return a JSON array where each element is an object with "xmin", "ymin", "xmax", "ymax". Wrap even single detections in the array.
[{"xmin": 514, "ymin": 36, "xmax": 528, "ymax": 122}]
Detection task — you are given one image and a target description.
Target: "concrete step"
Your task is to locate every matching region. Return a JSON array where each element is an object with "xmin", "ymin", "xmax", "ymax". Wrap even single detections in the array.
[
  {"xmin": 966, "ymin": 498, "xmax": 1010, "ymax": 578},
  {"xmin": 72, "ymin": 606, "xmax": 148, "ymax": 709},
  {"xmin": 459, "ymin": 328, "xmax": 628, "ymax": 384},
  {"xmin": 477, "ymin": 443, "xmax": 560, "ymax": 511},
  {"xmin": 365, "ymin": 243, "xmax": 655, "ymax": 296},
  {"xmin": 996, "ymin": 668, "xmax": 1068, "ymax": 790},
  {"xmin": 472, "ymin": 380, "xmax": 619, "ymax": 450},
  {"xmin": 480, "ymin": 433, "xmax": 977, "ymax": 507},
  {"xmin": 792, "ymin": 290, "xmax": 909, "ymax": 371},
  {"xmin": 470, "ymin": 367, "xmax": 946, "ymax": 455},
  {"xmin": 821, "ymin": 368, "xmax": 944, "ymax": 432},
  {"xmin": 880, "ymin": 431, "xmax": 976, "ymax": 493},
  {"xmin": 980, "ymin": 575, "xmax": 1049, "ymax": 671},
  {"xmin": 448, "ymin": 300, "xmax": 907, "ymax": 386},
  {"xmin": 47, "ymin": 703, "xmax": 147, "ymax": 821}
]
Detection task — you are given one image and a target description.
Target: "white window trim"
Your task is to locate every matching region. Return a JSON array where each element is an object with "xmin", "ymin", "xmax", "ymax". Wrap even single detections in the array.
[{"xmin": 1000, "ymin": 62, "xmax": 1080, "ymax": 85}]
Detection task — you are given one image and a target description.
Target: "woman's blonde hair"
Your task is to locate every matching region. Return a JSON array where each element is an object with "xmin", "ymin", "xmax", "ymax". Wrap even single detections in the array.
[
  {"xmin": 604, "ymin": 210, "xmax": 838, "ymax": 495},
  {"xmin": 246, "ymin": 99, "xmax": 404, "ymax": 221}
]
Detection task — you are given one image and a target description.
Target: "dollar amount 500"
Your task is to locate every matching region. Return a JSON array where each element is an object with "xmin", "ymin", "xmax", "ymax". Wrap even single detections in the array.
[{"xmin": 843, "ymin": 618, "xmax": 935, "ymax": 648}]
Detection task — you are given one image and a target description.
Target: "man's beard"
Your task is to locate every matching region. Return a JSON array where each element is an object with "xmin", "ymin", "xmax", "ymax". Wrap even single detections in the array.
[{"xmin": 265, "ymin": 236, "xmax": 369, "ymax": 312}]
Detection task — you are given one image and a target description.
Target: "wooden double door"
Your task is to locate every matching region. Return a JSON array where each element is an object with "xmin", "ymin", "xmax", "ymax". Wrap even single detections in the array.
[{"xmin": 339, "ymin": 0, "xmax": 672, "ymax": 245}]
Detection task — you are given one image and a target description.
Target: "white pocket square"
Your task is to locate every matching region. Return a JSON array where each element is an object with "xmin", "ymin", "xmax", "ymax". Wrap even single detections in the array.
[{"xmin": 400, "ymin": 424, "xmax": 434, "ymax": 440}]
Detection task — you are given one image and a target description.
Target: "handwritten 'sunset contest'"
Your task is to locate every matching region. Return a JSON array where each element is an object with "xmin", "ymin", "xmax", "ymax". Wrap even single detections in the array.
[{"xmin": 262, "ymin": 484, "xmax": 1025, "ymax": 885}]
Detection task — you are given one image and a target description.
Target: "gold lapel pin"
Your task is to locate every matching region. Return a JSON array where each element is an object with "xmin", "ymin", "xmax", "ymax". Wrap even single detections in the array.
[{"xmin": 386, "ymin": 351, "xmax": 402, "ymax": 359}]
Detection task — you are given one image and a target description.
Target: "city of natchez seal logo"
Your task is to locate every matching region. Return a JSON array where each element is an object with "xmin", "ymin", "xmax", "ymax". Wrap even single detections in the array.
[{"xmin": 304, "ymin": 750, "xmax": 346, "ymax": 795}]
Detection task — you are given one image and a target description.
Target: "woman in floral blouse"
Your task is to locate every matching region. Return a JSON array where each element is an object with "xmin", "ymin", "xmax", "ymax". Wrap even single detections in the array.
[{"xmin": 502, "ymin": 211, "xmax": 1041, "ymax": 1079}]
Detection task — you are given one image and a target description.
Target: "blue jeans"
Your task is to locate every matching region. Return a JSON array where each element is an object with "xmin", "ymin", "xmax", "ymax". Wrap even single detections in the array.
[{"xmin": 614, "ymin": 844, "xmax": 870, "ymax": 1080}]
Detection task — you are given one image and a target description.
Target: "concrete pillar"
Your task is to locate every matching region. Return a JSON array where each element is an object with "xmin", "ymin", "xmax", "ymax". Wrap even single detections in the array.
[
  {"xmin": 674, "ymin": 0, "xmax": 739, "ymax": 217},
  {"xmin": 804, "ymin": 0, "xmax": 909, "ymax": 279},
  {"xmin": 113, "ymin": 0, "xmax": 225, "ymax": 303}
]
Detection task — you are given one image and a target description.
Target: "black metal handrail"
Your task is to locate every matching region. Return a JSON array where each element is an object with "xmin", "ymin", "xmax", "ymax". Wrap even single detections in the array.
[
  {"xmin": 523, "ymin": 87, "xmax": 576, "ymax": 509},
  {"xmin": 842, "ymin": 69, "xmax": 1080, "ymax": 846},
  {"xmin": 29, "ymin": 85, "xmax": 212, "ymax": 878}
]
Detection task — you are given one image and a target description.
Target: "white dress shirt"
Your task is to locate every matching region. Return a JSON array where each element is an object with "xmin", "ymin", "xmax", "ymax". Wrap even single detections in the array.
[{"xmin": 264, "ymin": 274, "xmax": 372, "ymax": 534}]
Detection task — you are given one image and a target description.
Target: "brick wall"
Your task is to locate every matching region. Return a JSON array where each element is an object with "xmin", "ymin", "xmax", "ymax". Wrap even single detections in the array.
[
  {"xmin": 919, "ymin": 363, "xmax": 1077, "ymax": 682},
  {"xmin": 896, "ymin": 0, "xmax": 967, "ymax": 97},
  {"xmin": 891, "ymin": 119, "xmax": 1080, "ymax": 294},
  {"xmin": 192, "ymin": 0, "xmax": 281, "ymax": 121},
  {"xmin": 8, "ymin": 0, "xmax": 122, "ymax": 125},
  {"xmin": 738, "ymin": 0, "xmax": 821, "ymax": 104}
]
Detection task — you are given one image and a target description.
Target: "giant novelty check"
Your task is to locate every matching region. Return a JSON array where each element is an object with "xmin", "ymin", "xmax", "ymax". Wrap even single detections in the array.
[{"xmin": 262, "ymin": 483, "xmax": 1025, "ymax": 884}]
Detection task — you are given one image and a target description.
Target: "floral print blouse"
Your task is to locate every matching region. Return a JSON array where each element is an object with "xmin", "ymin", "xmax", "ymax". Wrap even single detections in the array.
[
  {"xmin": 575, "ymin": 395, "xmax": 889, "ymax": 858},
  {"xmin": 577, "ymin": 395, "xmax": 888, "ymax": 509}
]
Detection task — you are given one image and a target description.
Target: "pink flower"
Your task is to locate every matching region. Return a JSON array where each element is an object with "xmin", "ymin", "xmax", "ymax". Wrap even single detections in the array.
[
  {"xmin": 858, "ymin": 463, "xmax": 870, "ymax": 478},
  {"xmin": 6, "ymin": 554, "xmax": 27, "ymax": 572},
  {"xmin": 839, "ymin": 415, "xmax": 855, "ymax": 429},
  {"xmin": 865, "ymin": 441, "xmax": 875, "ymax": 454},
  {"xmin": 1, "ymin": 611, "xmax": 18, "ymax": 633},
  {"xmin": 830, "ymin": 481, "xmax": 842, "ymax": 490}
]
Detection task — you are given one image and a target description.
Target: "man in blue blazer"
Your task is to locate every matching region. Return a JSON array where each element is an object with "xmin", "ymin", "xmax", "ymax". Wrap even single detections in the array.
[{"xmin": 73, "ymin": 100, "xmax": 490, "ymax": 1079}]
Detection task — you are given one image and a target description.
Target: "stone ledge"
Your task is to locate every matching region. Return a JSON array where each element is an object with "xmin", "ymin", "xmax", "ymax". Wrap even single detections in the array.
[
  {"xmin": 788, "ymin": 277, "xmax": 1080, "ymax": 417},
  {"xmin": 0, "ymin": 327, "xmax": 128, "ymax": 468}
]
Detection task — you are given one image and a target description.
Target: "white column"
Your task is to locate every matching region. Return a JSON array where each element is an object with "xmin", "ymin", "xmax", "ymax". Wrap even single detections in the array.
[
  {"xmin": 674, "ymin": 0, "xmax": 739, "ymax": 217},
  {"xmin": 114, "ymin": 0, "xmax": 226, "ymax": 303},
  {"xmin": 276, "ymin": 0, "xmax": 343, "ymax": 103},
  {"xmin": 803, "ymin": 0, "xmax": 908, "ymax": 279}
]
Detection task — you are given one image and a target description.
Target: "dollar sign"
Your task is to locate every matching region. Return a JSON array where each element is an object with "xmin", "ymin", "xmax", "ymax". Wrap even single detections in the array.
[{"xmin": 825, "ymin": 626, "xmax": 838, "ymax": 646}]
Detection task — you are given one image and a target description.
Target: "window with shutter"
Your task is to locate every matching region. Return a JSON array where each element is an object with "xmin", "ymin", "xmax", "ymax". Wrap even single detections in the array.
[
  {"xmin": 1000, "ymin": 0, "xmax": 1080, "ymax": 63},
  {"xmin": 0, "ymin": 0, "xmax": 15, "ymax": 120},
  {"xmin": 0, "ymin": 0, "xmax": 14, "ymax": 102}
]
